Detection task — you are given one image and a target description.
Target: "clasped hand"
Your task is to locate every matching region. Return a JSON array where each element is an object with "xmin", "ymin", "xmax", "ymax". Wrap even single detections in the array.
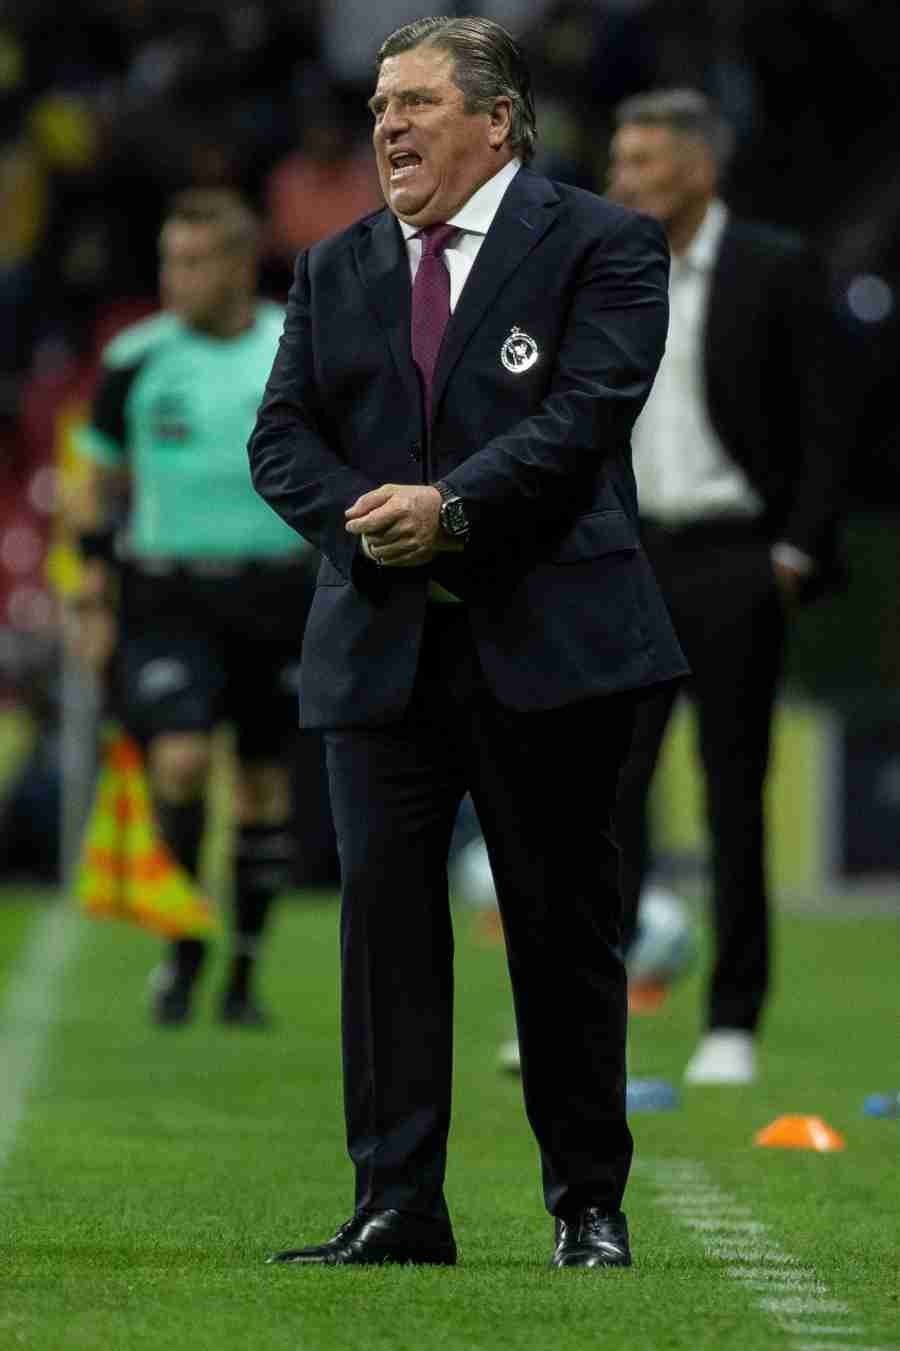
[{"xmin": 345, "ymin": 484, "xmax": 462, "ymax": 566}]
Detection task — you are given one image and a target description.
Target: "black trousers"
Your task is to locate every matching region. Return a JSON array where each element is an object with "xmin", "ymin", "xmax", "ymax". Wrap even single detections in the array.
[
  {"xmin": 325, "ymin": 605, "xmax": 637, "ymax": 1222},
  {"xmin": 616, "ymin": 519, "xmax": 785, "ymax": 1033}
]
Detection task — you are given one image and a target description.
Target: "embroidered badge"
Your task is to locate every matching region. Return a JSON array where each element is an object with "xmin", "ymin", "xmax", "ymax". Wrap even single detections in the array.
[{"xmin": 501, "ymin": 326, "xmax": 539, "ymax": 373}]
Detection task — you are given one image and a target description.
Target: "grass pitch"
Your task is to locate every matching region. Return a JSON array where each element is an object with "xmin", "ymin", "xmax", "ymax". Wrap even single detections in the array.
[{"xmin": 0, "ymin": 888, "xmax": 897, "ymax": 1350}]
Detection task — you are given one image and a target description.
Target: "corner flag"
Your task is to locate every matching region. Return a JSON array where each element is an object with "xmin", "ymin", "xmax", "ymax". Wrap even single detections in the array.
[{"xmin": 76, "ymin": 725, "xmax": 220, "ymax": 939}]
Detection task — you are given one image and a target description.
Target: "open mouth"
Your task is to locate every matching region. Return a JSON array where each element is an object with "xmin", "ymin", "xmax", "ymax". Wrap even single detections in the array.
[{"xmin": 389, "ymin": 151, "xmax": 422, "ymax": 181}]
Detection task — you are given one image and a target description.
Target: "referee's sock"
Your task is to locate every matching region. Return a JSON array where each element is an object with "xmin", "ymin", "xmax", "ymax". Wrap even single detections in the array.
[
  {"xmin": 225, "ymin": 822, "xmax": 294, "ymax": 1008},
  {"xmin": 154, "ymin": 798, "xmax": 208, "ymax": 989}
]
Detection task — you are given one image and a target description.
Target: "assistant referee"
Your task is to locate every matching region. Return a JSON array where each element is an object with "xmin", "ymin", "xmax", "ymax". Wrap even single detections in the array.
[{"xmin": 70, "ymin": 189, "xmax": 316, "ymax": 1026}]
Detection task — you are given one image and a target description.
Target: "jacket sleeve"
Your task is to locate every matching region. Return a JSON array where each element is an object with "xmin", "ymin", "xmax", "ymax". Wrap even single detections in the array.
[
  {"xmin": 776, "ymin": 244, "xmax": 850, "ymax": 572},
  {"xmin": 248, "ymin": 250, "xmax": 376, "ymax": 579},
  {"xmin": 440, "ymin": 211, "xmax": 669, "ymax": 540}
]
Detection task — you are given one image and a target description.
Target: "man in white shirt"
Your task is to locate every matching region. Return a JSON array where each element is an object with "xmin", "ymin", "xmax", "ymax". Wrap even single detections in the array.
[{"xmin": 608, "ymin": 88, "xmax": 844, "ymax": 1085}]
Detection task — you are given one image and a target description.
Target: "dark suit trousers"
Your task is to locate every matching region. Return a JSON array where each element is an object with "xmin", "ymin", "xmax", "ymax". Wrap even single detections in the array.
[
  {"xmin": 617, "ymin": 519, "xmax": 785, "ymax": 1032},
  {"xmin": 325, "ymin": 604, "xmax": 636, "ymax": 1222}
]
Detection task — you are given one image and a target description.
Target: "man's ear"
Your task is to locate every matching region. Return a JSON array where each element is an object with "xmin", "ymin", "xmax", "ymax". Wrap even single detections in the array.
[
  {"xmin": 487, "ymin": 96, "xmax": 513, "ymax": 149},
  {"xmin": 688, "ymin": 143, "xmax": 717, "ymax": 197}
]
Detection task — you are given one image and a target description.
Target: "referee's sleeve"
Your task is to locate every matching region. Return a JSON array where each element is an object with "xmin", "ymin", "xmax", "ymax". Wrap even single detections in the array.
[{"xmin": 72, "ymin": 365, "xmax": 139, "ymax": 465}]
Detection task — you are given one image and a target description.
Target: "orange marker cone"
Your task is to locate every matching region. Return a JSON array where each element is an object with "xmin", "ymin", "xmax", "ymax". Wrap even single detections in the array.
[
  {"xmin": 473, "ymin": 905, "xmax": 505, "ymax": 946},
  {"xmin": 754, "ymin": 1114, "xmax": 846, "ymax": 1152},
  {"xmin": 628, "ymin": 980, "xmax": 670, "ymax": 1014}
]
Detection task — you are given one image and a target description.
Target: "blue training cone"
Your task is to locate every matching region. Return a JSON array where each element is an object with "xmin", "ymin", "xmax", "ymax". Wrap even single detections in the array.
[
  {"xmin": 627, "ymin": 1078, "xmax": 678, "ymax": 1112},
  {"xmin": 863, "ymin": 1092, "xmax": 900, "ymax": 1118}
]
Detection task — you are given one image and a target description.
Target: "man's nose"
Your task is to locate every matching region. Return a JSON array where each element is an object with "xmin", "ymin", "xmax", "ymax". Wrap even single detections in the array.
[{"xmin": 381, "ymin": 102, "xmax": 410, "ymax": 137}]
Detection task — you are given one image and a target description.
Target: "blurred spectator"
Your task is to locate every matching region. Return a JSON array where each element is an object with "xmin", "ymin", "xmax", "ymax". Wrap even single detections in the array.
[
  {"xmin": 318, "ymin": 1, "xmax": 439, "ymax": 90},
  {"xmin": 608, "ymin": 88, "xmax": 847, "ymax": 1086},
  {"xmin": 0, "ymin": 635, "xmax": 60, "ymax": 885},
  {"xmin": 263, "ymin": 82, "xmax": 382, "ymax": 293},
  {"xmin": 520, "ymin": 0, "xmax": 663, "ymax": 188},
  {"xmin": 318, "ymin": 0, "xmax": 558, "ymax": 90},
  {"xmin": 725, "ymin": 0, "xmax": 900, "ymax": 237},
  {"xmin": 0, "ymin": 115, "xmax": 45, "ymax": 391},
  {"xmin": 0, "ymin": 387, "xmax": 60, "ymax": 886}
]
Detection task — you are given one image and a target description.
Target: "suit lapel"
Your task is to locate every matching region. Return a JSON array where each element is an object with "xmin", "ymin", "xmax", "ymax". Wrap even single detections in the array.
[
  {"xmin": 352, "ymin": 173, "xmax": 562, "ymax": 445},
  {"xmin": 431, "ymin": 170, "xmax": 561, "ymax": 425},
  {"xmin": 353, "ymin": 209, "xmax": 422, "ymax": 418}
]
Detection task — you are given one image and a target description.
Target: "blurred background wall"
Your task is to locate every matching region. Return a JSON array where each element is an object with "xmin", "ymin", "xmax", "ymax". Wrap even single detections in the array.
[{"xmin": 1, "ymin": 0, "xmax": 897, "ymax": 901}]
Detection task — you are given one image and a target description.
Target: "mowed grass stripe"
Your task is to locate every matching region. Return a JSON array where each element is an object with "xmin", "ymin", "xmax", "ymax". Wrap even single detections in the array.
[
  {"xmin": 0, "ymin": 898, "xmax": 84, "ymax": 1172},
  {"xmin": 0, "ymin": 893, "xmax": 53, "ymax": 985},
  {"xmin": 0, "ymin": 893, "xmax": 898, "ymax": 1350}
]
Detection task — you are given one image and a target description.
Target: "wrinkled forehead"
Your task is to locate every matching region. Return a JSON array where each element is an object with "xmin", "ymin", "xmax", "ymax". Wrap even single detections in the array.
[
  {"xmin": 613, "ymin": 122, "xmax": 702, "ymax": 161},
  {"xmin": 373, "ymin": 44, "xmax": 459, "ymax": 99}
]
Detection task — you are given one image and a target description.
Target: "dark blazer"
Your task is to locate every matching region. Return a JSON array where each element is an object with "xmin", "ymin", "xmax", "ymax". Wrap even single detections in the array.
[
  {"xmin": 249, "ymin": 167, "xmax": 687, "ymax": 728},
  {"xmin": 703, "ymin": 216, "xmax": 846, "ymax": 585}
]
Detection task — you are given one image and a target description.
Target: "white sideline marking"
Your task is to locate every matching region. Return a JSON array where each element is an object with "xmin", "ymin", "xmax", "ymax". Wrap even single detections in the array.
[
  {"xmin": 637, "ymin": 1158, "xmax": 893, "ymax": 1351},
  {"xmin": 794, "ymin": 1345, "xmax": 889, "ymax": 1351},
  {"xmin": 741, "ymin": 1281, "xmax": 830, "ymax": 1295},
  {"xmin": 726, "ymin": 1267, "xmax": 820, "ymax": 1285},
  {"xmin": 685, "ymin": 1218, "xmax": 768, "ymax": 1233},
  {"xmin": 666, "ymin": 1212, "xmax": 752, "ymax": 1221},
  {"xmin": 705, "ymin": 1245, "xmax": 800, "ymax": 1263},
  {"xmin": 762, "ymin": 1298, "xmax": 852, "ymax": 1316},
  {"xmin": 780, "ymin": 1329, "xmax": 866, "ymax": 1338},
  {"xmin": 0, "ymin": 903, "xmax": 83, "ymax": 1170}
]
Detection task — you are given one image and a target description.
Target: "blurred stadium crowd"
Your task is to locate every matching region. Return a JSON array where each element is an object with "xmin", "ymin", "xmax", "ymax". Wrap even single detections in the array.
[{"xmin": 1, "ymin": 0, "xmax": 898, "ymax": 885}]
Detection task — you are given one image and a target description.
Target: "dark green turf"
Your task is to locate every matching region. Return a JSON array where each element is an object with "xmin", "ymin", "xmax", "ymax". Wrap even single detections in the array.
[
  {"xmin": 0, "ymin": 891, "xmax": 52, "ymax": 981},
  {"xmin": 0, "ymin": 891, "xmax": 897, "ymax": 1350}
]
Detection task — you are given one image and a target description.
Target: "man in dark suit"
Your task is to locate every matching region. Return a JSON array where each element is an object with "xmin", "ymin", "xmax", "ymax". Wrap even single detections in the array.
[
  {"xmin": 608, "ymin": 89, "xmax": 845, "ymax": 1085},
  {"xmin": 248, "ymin": 16, "xmax": 686, "ymax": 1269}
]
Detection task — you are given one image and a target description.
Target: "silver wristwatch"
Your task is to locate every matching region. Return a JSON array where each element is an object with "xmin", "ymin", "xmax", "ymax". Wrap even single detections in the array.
[{"xmin": 435, "ymin": 480, "xmax": 470, "ymax": 543}]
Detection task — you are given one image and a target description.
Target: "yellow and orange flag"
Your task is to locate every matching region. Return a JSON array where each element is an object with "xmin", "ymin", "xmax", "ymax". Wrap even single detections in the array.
[{"xmin": 75, "ymin": 724, "xmax": 220, "ymax": 939}]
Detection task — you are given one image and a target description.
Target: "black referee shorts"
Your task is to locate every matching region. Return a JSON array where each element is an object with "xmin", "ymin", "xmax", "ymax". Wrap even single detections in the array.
[{"xmin": 114, "ymin": 557, "xmax": 316, "ymax": 761}]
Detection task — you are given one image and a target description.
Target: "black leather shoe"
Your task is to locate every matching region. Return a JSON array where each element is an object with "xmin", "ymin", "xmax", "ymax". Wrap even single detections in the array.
[
  {"xmin": 267, "ymin": 1209, "xmax": 457, "ymax": 1266},
  {"xmin": 550, "ymin": 1208, "xmax": 632, "ymax": 1268}
]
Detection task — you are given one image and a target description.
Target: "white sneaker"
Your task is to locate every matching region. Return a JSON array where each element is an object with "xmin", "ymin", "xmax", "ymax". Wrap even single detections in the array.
[
  {"xmin": 684, "ymin": 1030, "xmax": 756, "ymax": 1084},
  {"xmin": 497, "ymin": 1037, "xmax": 521, "ymax": 1073}
]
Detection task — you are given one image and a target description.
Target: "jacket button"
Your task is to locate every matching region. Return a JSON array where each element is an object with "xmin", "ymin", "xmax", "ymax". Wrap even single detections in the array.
[{"xmin": 410, "ymin": 441, "xmax": 422, "ymax": 462}]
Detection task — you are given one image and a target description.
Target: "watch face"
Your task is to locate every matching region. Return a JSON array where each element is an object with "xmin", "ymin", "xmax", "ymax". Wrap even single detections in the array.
[{"xmin": 442, "ymin": 497, "xmax": 468, "ymax": 536}]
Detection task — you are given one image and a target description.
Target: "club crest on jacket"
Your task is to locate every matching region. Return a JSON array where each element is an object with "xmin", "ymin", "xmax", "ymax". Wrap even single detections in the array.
[{"xmin": 501, "ymin": 327, "xmax": 539, "ymax": 373}]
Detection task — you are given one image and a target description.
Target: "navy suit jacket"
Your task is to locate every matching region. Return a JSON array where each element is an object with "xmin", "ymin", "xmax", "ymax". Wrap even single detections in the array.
[{"xmin": 248, "ymin": 167, "xmax": 687, "ymax": 728}]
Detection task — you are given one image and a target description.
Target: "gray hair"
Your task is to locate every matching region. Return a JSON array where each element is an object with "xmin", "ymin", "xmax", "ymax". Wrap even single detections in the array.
[
  {"xmin": 614, "ymin": 88, "xmax": 735, "ymax": 171},
  {"xmin": 376, "ymin": 15, "xmax": 537, "ymax": 163}
]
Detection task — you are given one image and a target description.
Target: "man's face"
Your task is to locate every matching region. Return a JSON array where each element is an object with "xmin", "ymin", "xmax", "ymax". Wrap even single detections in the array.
[
  {"xmin": 370, "ymin": 44, "xmax": 509, "ymax": 227},
  {"xmin": 159, "ymin": 221, "xmax": 242, "ymax": 328},
  {"xmin": 607, "ymin": 123, "xmax": 709, "ymax": 229}
]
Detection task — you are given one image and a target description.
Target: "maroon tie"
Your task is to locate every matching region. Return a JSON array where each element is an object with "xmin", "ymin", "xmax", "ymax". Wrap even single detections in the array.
[{"xmin": 411, "ymin": 223, "xmax": 457, "ymax": 428}]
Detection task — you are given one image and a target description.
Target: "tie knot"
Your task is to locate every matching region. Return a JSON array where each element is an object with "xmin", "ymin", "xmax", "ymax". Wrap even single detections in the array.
[{"xmin": 419, "ymin": 223, "xmax": 456, "ymax": 259}]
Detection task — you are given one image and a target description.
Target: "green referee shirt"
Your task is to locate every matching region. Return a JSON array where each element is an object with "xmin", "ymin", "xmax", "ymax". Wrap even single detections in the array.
[{"xmin": 75, "ymin": 303, "xmax": 308, "ymax": 561}]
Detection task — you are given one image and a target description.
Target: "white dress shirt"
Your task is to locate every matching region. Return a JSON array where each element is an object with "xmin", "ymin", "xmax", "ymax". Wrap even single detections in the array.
[
  {"xmin": 399, "ymin": 156, "xmax": 522, "ymax": 310},
  {"xmin": 631, "ymin": 200, "xmax": 764, "ymax": 527},
  {"xmin": 362, "ymin": 158, "xmax": 521, "ymax": 590}
]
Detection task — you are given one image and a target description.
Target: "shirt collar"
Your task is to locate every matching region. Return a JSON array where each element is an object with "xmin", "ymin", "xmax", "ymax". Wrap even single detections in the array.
[
  {"xmin": 399, "ymin": 158, "xmax": 522, "ymax": 242},
  {"xmin": 681, "ymin": 198, "xmax": 728, "ymax": 272}
]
